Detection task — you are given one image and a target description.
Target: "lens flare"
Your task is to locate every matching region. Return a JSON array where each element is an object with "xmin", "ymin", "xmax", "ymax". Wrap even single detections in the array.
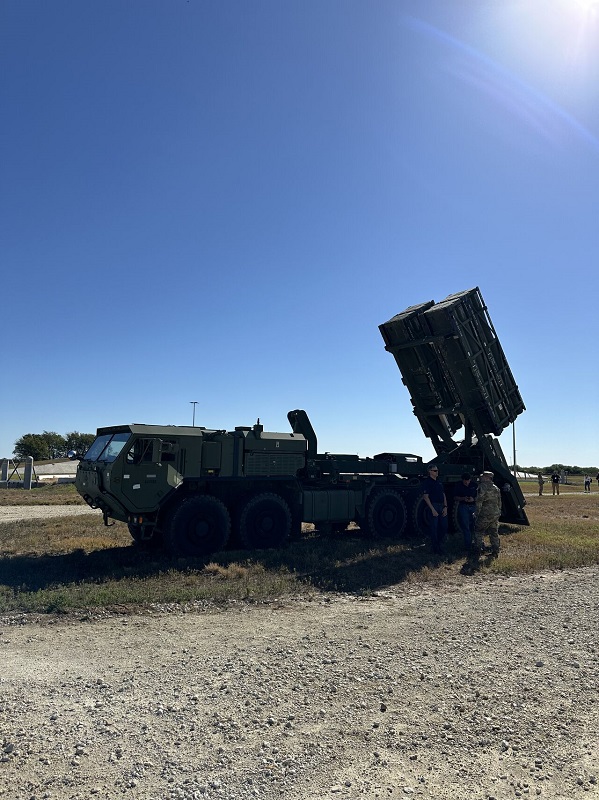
[{"xmin": 405, "ymin": 15, "xmax": 599, "ymax": 154}]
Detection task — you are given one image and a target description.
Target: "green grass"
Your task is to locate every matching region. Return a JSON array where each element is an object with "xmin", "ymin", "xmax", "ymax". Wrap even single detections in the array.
[
  {"xmin": 519, "ymin": 478, "xmax": 589, "ymax": 495},
  {"xmin": 490, "ymin": 493, "xmax": 599, "ymax": 574},
  {"xmin": 0, "ymin": 490, "xmax": 598, "ymax": 615}
]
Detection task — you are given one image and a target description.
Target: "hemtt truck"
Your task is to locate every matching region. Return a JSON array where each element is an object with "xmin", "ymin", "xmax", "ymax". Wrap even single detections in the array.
[{"xmin": 75, "ymin": 288, "xmax": 528, "ymax": 557}]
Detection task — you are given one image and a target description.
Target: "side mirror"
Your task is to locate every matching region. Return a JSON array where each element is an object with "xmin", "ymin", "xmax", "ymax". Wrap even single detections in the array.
[{"xmin": 68, "ymin": 450, "xmax": 78, "ymax": 460}]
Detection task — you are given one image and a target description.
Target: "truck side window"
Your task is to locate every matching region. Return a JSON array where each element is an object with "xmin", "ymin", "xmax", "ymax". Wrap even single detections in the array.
[
  {"xmin": 126, "ymin": 439, "xmax": 153, "ymax": 465},
  {"xmin": 161, "ymin": 440, "xmax": 177, "ymax": 462},
  {"xmin": 126, "ymin": 439, "xmax": 177, "ymax": 464}
]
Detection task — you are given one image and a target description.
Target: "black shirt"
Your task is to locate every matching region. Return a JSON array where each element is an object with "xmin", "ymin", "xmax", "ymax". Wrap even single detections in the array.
[
  {"xmin": 422, "ymin": 476, "xmax": 445, "ymax": 504},
  {"xmin": 455, "ymin": 482, "xmax": 477, "ymax": 504}
]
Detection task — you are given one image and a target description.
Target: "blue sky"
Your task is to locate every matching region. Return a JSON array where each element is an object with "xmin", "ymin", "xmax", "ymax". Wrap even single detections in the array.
[{"xmin": 2, "ymin": 0, "xmax": 599, "ymax": 468}]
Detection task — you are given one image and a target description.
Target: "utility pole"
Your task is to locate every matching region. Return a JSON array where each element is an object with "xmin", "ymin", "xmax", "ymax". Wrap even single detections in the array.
[{"xmin": 190, "ymin": 401, "xmax": 198, "ymax": 427}]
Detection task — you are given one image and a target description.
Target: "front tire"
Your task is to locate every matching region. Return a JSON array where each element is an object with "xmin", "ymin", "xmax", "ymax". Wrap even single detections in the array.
[
  {"xmin": 238, "ymin": 493, "xmax": 291, "ymax": 550},
  {"xmin": 167, "ymin": 496, "xmax": 230, "ymax": 557}
]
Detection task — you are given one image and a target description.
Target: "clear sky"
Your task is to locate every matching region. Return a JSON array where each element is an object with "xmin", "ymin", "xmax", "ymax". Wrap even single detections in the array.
[{"xmin": 3, "ymin": 0, "xmax": 599, "ymax": 468}]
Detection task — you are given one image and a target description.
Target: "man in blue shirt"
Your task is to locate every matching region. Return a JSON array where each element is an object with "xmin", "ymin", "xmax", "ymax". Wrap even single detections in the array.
[
  {"xmin": 454, "ymin": 473, "xmax": 477, "ymax": 550},
  {"xmin": 422, "ymin": 464, "xmax": 448, "ymax": 554}
]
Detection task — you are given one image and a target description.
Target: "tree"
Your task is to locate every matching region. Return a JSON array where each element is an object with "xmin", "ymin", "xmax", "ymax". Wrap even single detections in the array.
[
  {"xmin": 12, "ymin": 430, "xmax": 95, "ymax": 460},
  {"xmin": 41, "ymin": 431, "xmax": 66, "ymax": 459},
  {"xmin": 64, "ymin": 431, "xmax": 95, "ymax": 456},
  {"xmin": 13, "ymin": 433, "xmax": 54, "ymax": 461}
]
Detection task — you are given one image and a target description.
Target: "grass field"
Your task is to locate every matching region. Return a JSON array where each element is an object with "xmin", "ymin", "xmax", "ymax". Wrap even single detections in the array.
[
  {"xmin": 0, "ymin": 483, "xmax": 85, "ymax": 506},
  {"xmin": 519, "ymin": 476, "xmax": 598, "ymax": 495},
  {"xmin": 0, "ymin": 484, "xmax": 598, "ymax": 615}
]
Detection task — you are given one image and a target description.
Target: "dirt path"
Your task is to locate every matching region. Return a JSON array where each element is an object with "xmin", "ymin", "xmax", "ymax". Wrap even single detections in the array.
[
  {"xmin": 0, "ymin": 505, "xmax": 100, "ymax": 523},
  {"xmin": 1, "ymin": 564, "xmax": 599, "ymax": 800}
]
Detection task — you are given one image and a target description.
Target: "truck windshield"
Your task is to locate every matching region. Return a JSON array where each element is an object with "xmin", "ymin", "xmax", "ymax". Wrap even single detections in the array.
[{"xmin": 84, "ymin": 432, "xmax": 131, "ymax": 463}]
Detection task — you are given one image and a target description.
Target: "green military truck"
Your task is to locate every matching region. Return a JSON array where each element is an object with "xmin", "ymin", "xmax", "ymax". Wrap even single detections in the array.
[{"xmin": 75, "ymin": 288, "xmax": 528, "ymax": 556}]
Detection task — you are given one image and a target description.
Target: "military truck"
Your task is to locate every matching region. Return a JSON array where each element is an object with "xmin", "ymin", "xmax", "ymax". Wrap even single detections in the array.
[{"xmin": 75, "ymin": 288, "xmax": 528, "ymax": 556}]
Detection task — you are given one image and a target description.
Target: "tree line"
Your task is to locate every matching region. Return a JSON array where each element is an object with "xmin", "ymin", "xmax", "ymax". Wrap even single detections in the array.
[
  {"xmin": 11, "ymin": 431, "xmax": 95, "ymax": 461},
  {"xmin": 515, "ymin": 464, "xmax": 599, "ymax": 475}
]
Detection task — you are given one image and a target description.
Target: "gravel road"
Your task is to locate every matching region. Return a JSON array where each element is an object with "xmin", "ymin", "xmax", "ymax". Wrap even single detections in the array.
[
  {"xmin": 0, "ymin": 506, "xmax": 100, "ymax": 523},
  {"xmin": 1, "ymin": 507, "xmax": 599, "ymax": 799}
]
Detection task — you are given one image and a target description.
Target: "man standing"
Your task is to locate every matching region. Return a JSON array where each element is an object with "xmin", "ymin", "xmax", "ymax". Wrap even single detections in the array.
[
  {"xmin": 422, "ymin": 464, "xmax": 448, "ymax": 555},
  {"xmin": 474, "ymin": 471, "xmax": 502, "ymax": 557},
  {"xmin": 551, "ymin": 470, "xmax": 560, "ymax": 496},
  {"xmin": 454, "ymin": 473, "xmax": 477, "ymax": 549},
  {"xmin": 537, "ymin": 473, "xmax": 544, "ymax": 496}
]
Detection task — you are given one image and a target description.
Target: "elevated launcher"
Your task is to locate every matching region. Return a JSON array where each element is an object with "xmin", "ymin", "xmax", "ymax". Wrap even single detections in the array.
[{"xmin": 380, "ymin": 287, "xmax": 528, "ymax": 526}]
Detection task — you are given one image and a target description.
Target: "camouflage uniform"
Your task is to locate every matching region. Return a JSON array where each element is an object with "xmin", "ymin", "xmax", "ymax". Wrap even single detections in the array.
[{"xmin": 474, "ymin": 480, "xmax": 501, "ymax": 554}]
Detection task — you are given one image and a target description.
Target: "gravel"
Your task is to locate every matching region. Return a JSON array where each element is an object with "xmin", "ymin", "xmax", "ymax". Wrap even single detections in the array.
[
  {"xmin": 0, "ymin": 506, "xmax": 100, "ymax": 523},
  {"xmin": 1, "ymin": 565, "xmax": 599, "ymax": 800}
]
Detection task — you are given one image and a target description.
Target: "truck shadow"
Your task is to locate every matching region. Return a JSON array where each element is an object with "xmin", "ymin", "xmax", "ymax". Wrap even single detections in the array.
[
  {"xmin": 0, "ymin": 536, "xmax": 471, "ymax": 597},
  {"xmin": 227, "ymin": 533, "xmax": 471, "ymax": 593},
  {"xmin": 0, "ymin": 545, "xmax": 166, "ymax": 594},
  {"xmin": 1, "ymin": 526, "xmax": 520, "ymax": 598}
]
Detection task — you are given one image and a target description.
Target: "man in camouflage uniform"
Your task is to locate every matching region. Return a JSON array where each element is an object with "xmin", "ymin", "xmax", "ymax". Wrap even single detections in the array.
[{"xmin": 474, "ymin": 470, "xmax": 502, "ymax": 556}]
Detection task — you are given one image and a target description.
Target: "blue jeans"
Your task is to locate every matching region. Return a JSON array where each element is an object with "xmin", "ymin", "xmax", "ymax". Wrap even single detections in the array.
[
  {"xmin": 429, "ymin": 503, "xmax": 448, "ymax": 553},
  {"xmin": 457, "ymin": 504, "xmax": 476, "ymax": 548}
]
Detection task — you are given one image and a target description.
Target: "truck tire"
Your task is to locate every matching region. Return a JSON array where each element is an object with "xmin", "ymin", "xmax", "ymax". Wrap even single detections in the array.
[
  {"xmin": 239, "ymin": 493, "xmax": 291, "ymax": 550},
  {"xmin": 410, "ymin": 490, "xmax": 432, "ymax": 537},
  {"xmin": 366, "ymin": 490, "xmax": 407, "ymax": 537},
  {"xmin": 167, "ymin": 495, "xmax": 230, "ymax": 557}
]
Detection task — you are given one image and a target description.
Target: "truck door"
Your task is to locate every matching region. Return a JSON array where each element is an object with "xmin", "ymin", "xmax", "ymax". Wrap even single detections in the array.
[{"xmin": 120, "ymin": 437, "xmax": 182, "ymax": 511}]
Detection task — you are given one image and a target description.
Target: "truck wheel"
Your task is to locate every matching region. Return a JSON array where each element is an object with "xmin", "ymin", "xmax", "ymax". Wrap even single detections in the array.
[
  {"xmin": 410, "ymin": 491, "xmax": 432, "ymax": 537},
  {"xmin": 366, "ymin": 490, "xmax": 407, "ymax": 537},
  {"xmin": 239, "ymin": 493, "xmax": 291, "ymax": 550},
  {"xmin": 168, "ymin": 496, "xmax": 230, "ymax": 557},
  {"xmin": 290, "ymin": 514, "xmax": 303, "ymax": 540}
]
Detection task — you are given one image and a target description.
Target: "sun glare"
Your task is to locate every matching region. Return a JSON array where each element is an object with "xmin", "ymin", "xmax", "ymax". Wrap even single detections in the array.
[
  {"xmin": 487, "ymin": 0, "xmax": 599, "ymax": 96},
  {"xmin": 408, "ymin": 5, "xmax": 599, "ymax": 153},
  {"xmin": 572, "ymin": 0, "xmax": 599, "ymax": 12}
]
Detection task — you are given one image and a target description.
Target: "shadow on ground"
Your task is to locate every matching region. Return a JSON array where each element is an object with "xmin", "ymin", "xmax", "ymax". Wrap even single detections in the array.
[{"xmin": 0, "ymin": 525, "xmax": 524, "ymax": 598}]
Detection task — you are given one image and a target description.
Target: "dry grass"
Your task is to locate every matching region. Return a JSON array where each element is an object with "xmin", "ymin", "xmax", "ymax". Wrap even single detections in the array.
[
  {"xmin": 0, "ymin": 486, "xmax": 597, "ymax": 615},
  {"xmin": 488, "ymin": 493, "xmax": 599, "ymax": 575},
  {"xmin": 0, "ymin": 484, "xmax": 84, "ymax": 506}
]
